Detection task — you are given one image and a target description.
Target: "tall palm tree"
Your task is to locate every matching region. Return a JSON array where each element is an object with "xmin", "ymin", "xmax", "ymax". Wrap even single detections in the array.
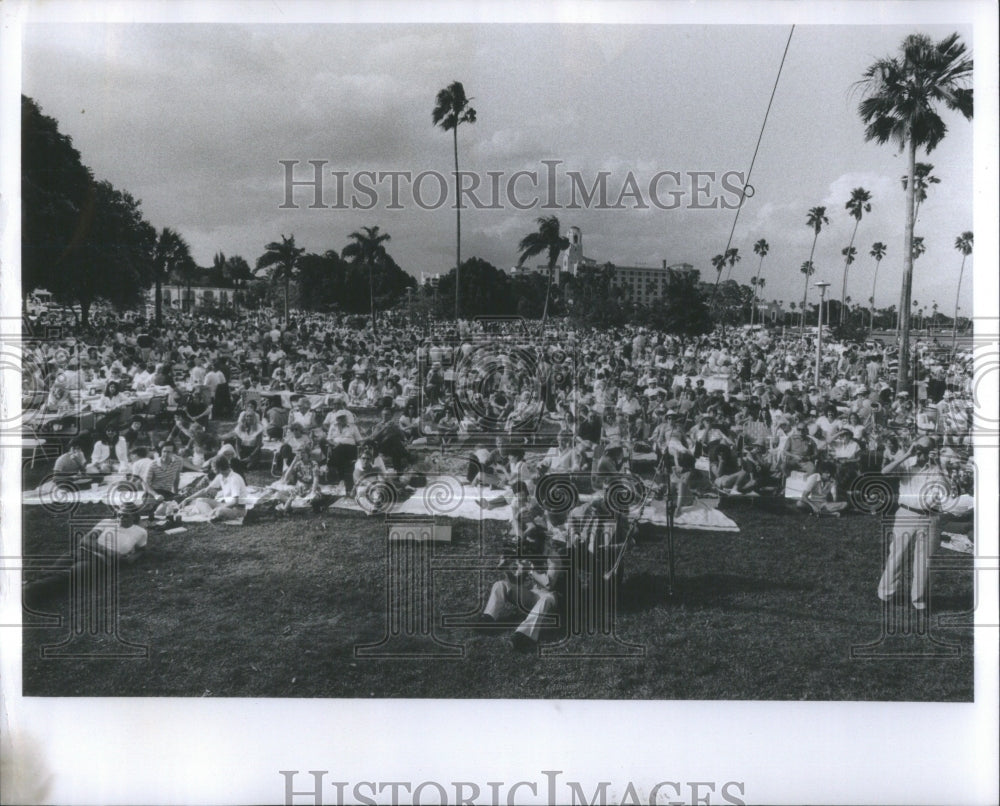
[
  {"xmin": 839, "ymin": 187, "xmax": 872, "ymax": 324},
  {"xmin": 801, "ymin": 206, "xmax": 828, "ymax": 327},
  {"xmin": 432, "ymin": 81, "xmax": 477, "ymax": 321},
  {"xmin": 723, "ymin": 246, "xmax": 741, "ymax": 282},
  {"xmin": 256, "ymin": 234, "xmax": 304, "ymax": 323},
  {"xmin": 151, "ymin": 227, "xmax": 193, "ymax": 327},
  {"xmin": 517, "ymin": 216, "xmax": 569, "ymax": 333},
  {"xmin": 342, "ymin": 225, "xmax": 391, "ymax": 334},
  {"xmin": 952, "ymin": 231, "xmax": 973, "ymax": 352},
  {"xmin": 799, "ymin": 260, "xmax": 816, "ymax": 326},
  {"xmin": 750, "ymin": 238, "xmax": 769, "ymax": 326},
  {"xmin": 868, "ymin": 241, "xmax": 887, "ymax": 332},
  {"xmin": 856, "ymin": 32, "xmax": 973, "ymax": 391}
]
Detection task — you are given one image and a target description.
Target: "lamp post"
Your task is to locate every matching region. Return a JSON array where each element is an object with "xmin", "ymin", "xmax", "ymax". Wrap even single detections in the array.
[{"xmin": 814, "ymin": 280, "xmax": 831, "ymax": 388}]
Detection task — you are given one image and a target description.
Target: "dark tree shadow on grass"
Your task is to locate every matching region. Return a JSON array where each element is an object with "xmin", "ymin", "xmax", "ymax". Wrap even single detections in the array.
[{"xmin": 620, "ymin": 571, "xmax": 814, "ymax": 612}]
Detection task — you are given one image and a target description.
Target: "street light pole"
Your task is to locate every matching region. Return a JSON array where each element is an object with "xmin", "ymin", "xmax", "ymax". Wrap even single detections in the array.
[{"xmin": 815, "ymin": 281, "xmax": 830, "ymax": 388}]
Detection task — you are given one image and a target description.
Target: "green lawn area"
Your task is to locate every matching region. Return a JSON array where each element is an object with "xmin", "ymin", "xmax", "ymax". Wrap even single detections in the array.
[{"xmin": 21, "ymin": 481, "xmax": 975, "ymax": 700}]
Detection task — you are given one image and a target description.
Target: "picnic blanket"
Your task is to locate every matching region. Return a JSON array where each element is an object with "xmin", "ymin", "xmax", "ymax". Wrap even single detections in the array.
[
  {"xmin": 24, "ymin": 472, "xmax": 207, "ymax": 508},
  {"xmin": 331, "ymin": 478, "xmax": 513, "ymax": 521}
]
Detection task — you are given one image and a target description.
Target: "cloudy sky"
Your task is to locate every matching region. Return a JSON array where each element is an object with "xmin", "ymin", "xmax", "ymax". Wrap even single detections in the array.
[{"xmin": 19, "ymin": 10, "xmax": 984, "ymax": 315}]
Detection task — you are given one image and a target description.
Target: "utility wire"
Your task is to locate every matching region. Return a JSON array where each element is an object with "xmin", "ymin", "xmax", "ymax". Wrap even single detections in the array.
[{"xmin": 713, "ymin": 25, "xmax": 795, "ymax": 297}]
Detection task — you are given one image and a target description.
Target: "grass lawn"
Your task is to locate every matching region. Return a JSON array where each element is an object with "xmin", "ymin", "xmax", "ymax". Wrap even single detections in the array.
[{"xmin": 21, "ymin": 465, "xmax": 975, "ymax": 700}]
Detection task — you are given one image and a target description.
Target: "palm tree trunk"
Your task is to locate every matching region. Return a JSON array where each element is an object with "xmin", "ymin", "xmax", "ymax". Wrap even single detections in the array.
[
  {"xmin": 540, "ymin": 265, "xmax": 553, "ymax": 333},
  {"xmin": 155, "ymin": 279, "xmax": 163, "ymax": 327},
  {"xmin": 751, "ymin": 256, "xmax": 765, "ymax": 326},
  {"xmin": 951, "ymin": 254, "xmax": 966, "ymax": 355},
  {"xmin": 284, "ymin": 274, "xmax": 290, "ymax": 323},
  {"xmin": 840, "ymin": 219, "xmax": 860, "ymax": 325},
  {"xmin": 870, "ymin": 259, "xmax": 880, "ymax": 333},
  {"xmin": 802, "ymin": 233, "xmax": 818, "ymax": 328},
  {"xmin": 453, "ymin": 127, "xmax": 461, "ymax": 322},
  {"xmin": 369, "ymin": 262, "xmax": 377, "ymax": 335},
  {"xmin": 897, "ymin": 138, "xmax": 917, "ymax": 394}
]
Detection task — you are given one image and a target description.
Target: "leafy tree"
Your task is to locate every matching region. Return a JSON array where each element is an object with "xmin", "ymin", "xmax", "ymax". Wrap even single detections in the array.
[
  {"xmin": 435, "ymin": 257, "xmax": 516, "ymax": 319},
  {"xmin": 432, "ymin": 81, "xmax": 477, "ymax": 320},
  {"xmin": 952, "ymin": 231, "xmax": 973, "ymax": 351},
  {"xmin": 856, "ymin": 31, "xmax": 973, "ymax": 391},
  {"xmin": 565, "ymin": 263, "xmax": 628, "ymax": 328},
  {"xmin": 516, "ymin": 216, "xmax": 569, "ymax": 332},
  {"xmin": 648, "ymin": 270, "xmax": 713, "ymax": 335},
  {"xmin": 801, "ymin": 206, "xmax": 828, "ymax": 327},
  {"xmin": 20, "ymin": 95, "xmax": 94, "ymax": 299},
  {"xmin": 256, "ymin": 234, "xmax": 305, "ymax": 323},
  {"xmin": 296, "ymin": 251, "xmax": 347, "ymax": 312},
  {"xmin": 60, "ymin": 181, "xmax": 156, "ymax": 326},
  {"xmin": 839, "ymin": 187, "xmax": 871, "ymax": 324}
]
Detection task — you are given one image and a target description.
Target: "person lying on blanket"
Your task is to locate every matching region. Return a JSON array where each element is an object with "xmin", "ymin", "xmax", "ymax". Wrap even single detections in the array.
[
  {"xmin": 177, "ymin": 455, "xmax": 248, "ymax": 522},
  {"xmin": 795, "ymin": 459, "xmax": 848, "ymax": 517}
]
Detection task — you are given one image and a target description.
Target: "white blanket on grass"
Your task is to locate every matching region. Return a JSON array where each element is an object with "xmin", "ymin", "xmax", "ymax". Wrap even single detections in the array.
[{"xmin": 24, "ymin": 472, "xmax": 207, "ymax": 507}]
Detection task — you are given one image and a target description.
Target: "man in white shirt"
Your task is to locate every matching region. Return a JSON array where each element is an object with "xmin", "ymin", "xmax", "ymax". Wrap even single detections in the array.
[
  {"xmin": 188, "ymin": 358, "xmax": 207, "ymax": 386},
  {"xmin": 878, "ymin": 436, "xmax": 950, "ymax": 610},
  {"xmin": 179, "ymin": 456, "xmax": 247, "ymax": 522},
  {"xmin": 203, "ymin": 364, "xmax": 226, "ymax": 401},
  {"xmin": 23, "ymin": 505, "xmax": 148, "ymax": 607},
  {"xmin": 131, "ymin": 362, "xmax": 156, "ymax": 392}
]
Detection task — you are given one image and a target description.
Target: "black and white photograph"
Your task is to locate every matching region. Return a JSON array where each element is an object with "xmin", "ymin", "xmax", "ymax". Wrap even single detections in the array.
[{"xmin": 1, "ymin": 1, "xmax": 997, "ymax": 804}]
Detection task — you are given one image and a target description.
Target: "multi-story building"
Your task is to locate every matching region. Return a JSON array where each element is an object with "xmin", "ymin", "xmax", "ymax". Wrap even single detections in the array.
[
  {"xmin": 147, "ymin": 285, "xmax": 237, "ymax": 313},
  {"xmin": 612, "ymin": 261, "xmax": 698, "ymax": 305}
]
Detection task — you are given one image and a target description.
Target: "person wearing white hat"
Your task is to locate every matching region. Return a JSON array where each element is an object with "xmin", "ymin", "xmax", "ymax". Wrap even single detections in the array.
[{"xmin": 878, "ymin": 436, "xmax": 950, "ymax": 610}]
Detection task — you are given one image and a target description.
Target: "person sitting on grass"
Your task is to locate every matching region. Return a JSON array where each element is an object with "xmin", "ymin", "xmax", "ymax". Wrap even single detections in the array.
[
  {"xmin": 466, "ymin": 436, "xmax": 507, "ymax": 486},
  {"xmin": 52, "ymin": 438, "xmax": 90, "ymax": 482},
  {"xmin": 275, "ymin": 440, "xmax": 327, "ymax": 513},
  {"xmin": 177, "ymin": 455, "xmax": 247, "ymax": 523},
  {"xmin": 796, "ymin": 459, "xmax": 847, "ymax": 517},
  {"xmin": 778, "ymin": 420, "xmax": 819, "ymax": 477},
  {"xmin": 87, "ymin": 426, "xmax": 122, "ymax": 474},
  {"xmin": 476, "ymin": 525, "xmax": 564, "ymax": 653},
  {"xmin": 272, "ymin": 420, "xmax": 311, "ymax": 477},
  {"xmin": 22, "ymin": 502, "xmax": 148, "ymax": 609},
  {"xmin": 221, "ymin": 408, "xmax": 265, "ymax": 470},
  {"xmin": 367, "ymin": 405, "xmax": 410, "ymax": 472},
  {"xmin": 709, "ymin": 441, "xmax": 750, "ymax": 494}
]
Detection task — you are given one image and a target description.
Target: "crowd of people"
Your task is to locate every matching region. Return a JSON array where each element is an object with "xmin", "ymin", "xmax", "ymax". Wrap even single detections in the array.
[{"xmin": 23, "ymin": 306, "xmax": 977, "ymax": 644}]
